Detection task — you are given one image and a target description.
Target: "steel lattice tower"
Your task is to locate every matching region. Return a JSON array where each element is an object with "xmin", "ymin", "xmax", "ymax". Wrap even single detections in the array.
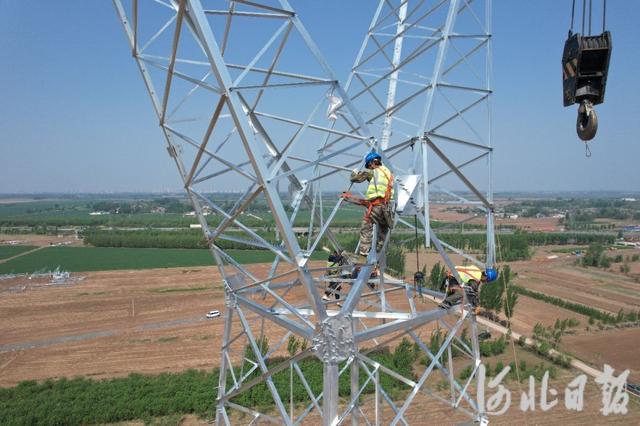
[{"xmin": 113, "ymin": 0, "xmax": 494, "ymax": 424}]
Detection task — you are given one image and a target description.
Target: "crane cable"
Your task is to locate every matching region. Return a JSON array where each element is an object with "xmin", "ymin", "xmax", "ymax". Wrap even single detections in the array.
[{"xmin": 570, "ymin": 0, "xmax": 607, "ymax": 35}]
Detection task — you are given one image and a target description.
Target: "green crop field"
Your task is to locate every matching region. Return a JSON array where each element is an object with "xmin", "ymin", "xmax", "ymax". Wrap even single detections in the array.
[
  {"xmin": 0, "ymin": 245, "xmax": 37, "ymax": 261},
  {"xmin": 0, "ymin": 246, "xmax": 324, "ymax": 274}
]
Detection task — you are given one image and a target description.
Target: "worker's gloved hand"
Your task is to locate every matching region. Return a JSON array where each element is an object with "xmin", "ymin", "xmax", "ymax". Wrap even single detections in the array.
[
  {"xmin": 339, "ymin": 192, "xmax": 349, "ymax": 199},
  {"xmin": 350, "ymin": 169, "xmax": 359, "ymax": 180}
]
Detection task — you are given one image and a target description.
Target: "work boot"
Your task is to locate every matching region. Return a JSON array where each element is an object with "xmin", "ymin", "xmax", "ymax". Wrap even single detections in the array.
[
  {"xmin": 438, "ymin": 301, "xmax": 452, "ymax": 310},
  {"xmin": 322, "ymin": 294, "xmax": 331, "ymax": 302}
]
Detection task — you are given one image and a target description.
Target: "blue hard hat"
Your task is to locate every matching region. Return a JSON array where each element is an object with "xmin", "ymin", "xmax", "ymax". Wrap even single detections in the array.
[
  {"xmin": 485, "ymin": 268, "xmax": 498, "ymax": 282},
  {"xmin": 364, "ymin": 151, "xmax": 382, "ymax": 165}
]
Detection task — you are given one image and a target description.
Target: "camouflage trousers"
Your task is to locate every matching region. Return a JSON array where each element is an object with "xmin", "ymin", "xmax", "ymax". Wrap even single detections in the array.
[{"xmin": 358, "ymin": 202, "xmax": 394, "ymax": 255}]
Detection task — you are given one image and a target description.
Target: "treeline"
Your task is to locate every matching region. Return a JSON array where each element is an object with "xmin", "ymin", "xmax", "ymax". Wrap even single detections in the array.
[
  {"xmin": 512, "ymin": 285, "xmax": 640, "ymax": 325},
  {"xmin": 83, "ymin": 229, "xmax": 362, "ymax": 252},
  {"xmin": 0, "ymin": 343, "xmax": 419, "ymax": 425}
]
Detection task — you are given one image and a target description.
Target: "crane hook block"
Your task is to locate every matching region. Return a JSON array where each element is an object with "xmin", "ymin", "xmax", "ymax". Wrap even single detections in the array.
[{"xmin": 562, "ymin": 31, "xmax": 612, "ymax": 141}]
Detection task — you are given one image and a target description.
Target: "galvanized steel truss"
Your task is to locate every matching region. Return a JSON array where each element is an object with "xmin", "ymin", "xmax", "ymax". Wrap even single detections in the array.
[{"xmin": 113, "ymin": 0, "xmax": 494, "ymax": 424}]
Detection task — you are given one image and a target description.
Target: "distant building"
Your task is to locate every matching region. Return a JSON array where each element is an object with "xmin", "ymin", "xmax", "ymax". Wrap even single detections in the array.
[
  {"xmin": 622, "ymin": 198, "xmax": 637, "ymax": 202},
  {"xmin": 89, "ymin": 211, "xmax": 110, "ymax": 216},
  {"xmin": 151, "ymin": 206, "xmax": 167, "ymax": 214}
]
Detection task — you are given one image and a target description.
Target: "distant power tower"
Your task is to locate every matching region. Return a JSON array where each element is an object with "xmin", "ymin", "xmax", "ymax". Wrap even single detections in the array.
[{"xmin": 113, "ymin": 0, "xmax": 494, "ymax": 425}]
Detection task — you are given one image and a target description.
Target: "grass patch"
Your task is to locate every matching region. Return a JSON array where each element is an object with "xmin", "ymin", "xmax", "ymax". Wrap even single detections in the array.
[
  {"xmin": 151, "ymin": 286, "xmax": 210, "ymax": 294},
  {"xmin": 0, "ymin": 246, "xmax": 324, "ymax": 274},
  {"xmin": 550, "ymin": 246, "xmax": 585, "ymax": 253},
  {"xmin": 75, "ymin": 291, "xmax": 110, "ymax": 297},
  {"xmin": 0, "ymin": 245, "xmax": 36, "ymax": 260},
  {"xmin": 157, "ymin": 336, "xmax": 178, "ymax": 343},
  {"xmin": 128, "ymin": 338, "xmax": 152, "ymax": 344}
]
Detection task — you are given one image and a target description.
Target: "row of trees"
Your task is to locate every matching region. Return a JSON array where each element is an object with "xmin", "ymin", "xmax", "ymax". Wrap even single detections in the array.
[{"xmin": 512, "ymin": 285, "xmax": 640, "ymax": 325}]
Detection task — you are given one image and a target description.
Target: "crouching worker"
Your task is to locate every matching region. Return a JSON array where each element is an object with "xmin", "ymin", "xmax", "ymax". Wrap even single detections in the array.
[
  {"xmin": 439, "ymin": 265, "xmax": 497, "ymax": 311},
  {"xmin": 343, "ymin": 151, "xmax": 395, "ymax": 257},
  {"xmin": 323, "ymin": 250, "xmax": 348, "ymax": 302}
]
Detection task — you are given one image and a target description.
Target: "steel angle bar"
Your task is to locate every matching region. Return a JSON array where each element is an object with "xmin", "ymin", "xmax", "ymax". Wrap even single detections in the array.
[
  {"xmin": 167, "ymin": 70, "xmax": 213, "ymax": 120},
  {"xmin": 429, "ymin": 185, "xmax": 477, "ymax": 206},
  {"xmin": 221, "ymin": 349, "xmax": 312, "ymax": 403},
  {"xmin": 132, "ymin": 0, "xmax": 138, "ymax": 55},
  {"xmin": 287, "ymin": 156, "xmax": 355, "ymax": 173},
  {"xmin": 160, "ymin": 0, "xmax": 186, "ymax": 123},
  {"xmin": 460, "ymin": 0, "xmax": 485, "ymax": 30},
  {"xmin": 304, "ymin": 137, "xmax": 414, "ymax": 184},
  {"xmin": 449, "ymin": 33, "xmax": 490, "ymax": 39},
  {"xmin": 252, "ymin": 111, "xmax": 369, "ymax": 141},
  {"xmin": 217, "ymin": 302, "xmax": 235, "ymax": 416},
  {"xmin": 267, "ymin": 91, "xmax": 327, "ymax": 180},
  {"xmin": 191, "ymin": 191, "xmax": 291, "ymax": 262},
  {"xmin": 212, "ymin": 245, "xmax": 259, "ymax": 282},
  {"xmin": 355, "ymin": 0, "xmax": 449, "ymax": 71},
  {"xmin": 424, "ymin": 136, "xmax": 492, "ymax": 209},
  {"xmin": 138, "ymin": 14, "xmax": 177, "ymax": 55},
  {"xmin": 235, "ymin": 308, "xmax": 298, "ymax": 425},
  {"xmin": 293, "ymin": 362, "xmax": 323, "ymax": 416},
  {"xmin": 267, "ymin": 139, "xmax": 364, "ymax": 183},
  {"xmin": 141, "ymin": 53, "xmax": 210, "ymax": 66},
  {"xmin": 351, "ymin": 36, "xmax": 442, "ymax": 102},
  {"xmin": 353, "ymin": 72, "xmax": 387, "ymax": 110},
  {"xmin": 442, "ymin": 40, "xmax": 490, "ymax": 77},
  {"xmin": 227, "ymin": 63, "xmax": 331, "ymax": 83},
  {"xmin": 204, "ymin": 10, "xmax": 289, "ymax": 19},
  {"xmin": 372, "ymin": 32, "xmax": 439, "ymax": 40},
  {"xmin": 446, "ymin": 39, "xmax": 484, "ymax": 82},
  {"xmin": 236, "ymin": 295, "xmax": 313, "ymax": 340},
  {"xmin": 139, "ymin": 56, "xmax": 221, "ymax": 93},
  {"xmin": 248, "ymin": 23, "xmax": 293, "ymax": 111},
  {"xmin": 428, "ymin": 131, "xmax": 491, "ymax": 150},
  {"xmin": 185, "ymin": 95, "xmax": 226, "ymax": 185},
  {"xmin": 225, "ymin": 402, "xmax": 281, "ymax": 424},
  {"xmin": 355, "ymin": 307, "xmax": 446, "ymax": 343},
  {"xmin": 192, "ymin": 158, "xmax": 253, "ymax": 184},
  {"xmin": 335, "ymin": 364, "xmax": 377, "ymax": 425},
  {"xmin": 231, "ymin": 0, "xmax": 294, "ymax": 16},
  {"xmin": 407, "ymin": 328, "xmax": 479, "ymax": 411},
  {"xmin": 438, "ymin": 82, "xmax": 491, "ymax": 94},
  {"xmin": 207, "ymin": 185, "xmax": 262, "ymax": 240},
  {"xmin": 390, "ymin": 314, "xmax": 467, "ymax": 425},
  {"xmin": 356, "ymin": 358, "xmax": 410, "ymax": 426},
  {"xmin": 439, "ymin": 239, "xmax": 485, "ymax": 268},
  {"xmin": 164, "ymin": 126, "xmax": 257, "ymax": 181},
  {"xmin": 438, "ymin": 317, "xmax": 475, "ymax": 357},
  {"xmin": 232, "ymin": 79, "xmax": 336, "ymax": 91},
  {"xmin": 229, "ymin": 267, "xmax": 298, "ymax": 293},
  {"xmin": 232, "ymin": 20, "xmax": 290, "ymax": 86},
  {"xmin": 431, "ymin": 93, "xmax": 489, "ymax": 133},
  {"xmin": 356, "ymin": 71, "xmax": 432, "ymax": 89},
  {"xmin": 280, "ymin": 0, "xmax": 374, "ymax": 140},
  {"xmin": 293, "ymin": 357, "xmax": 355, "ymax": 425}
]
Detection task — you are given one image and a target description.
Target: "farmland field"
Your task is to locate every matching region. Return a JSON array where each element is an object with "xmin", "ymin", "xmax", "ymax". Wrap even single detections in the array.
[
  {"xmin": 0, "ymin": 246, "xmax": 324, "ymax": 274},
  {"xmin": 0, "ymin": 245, "xmax": 36, "ymax": 261}
]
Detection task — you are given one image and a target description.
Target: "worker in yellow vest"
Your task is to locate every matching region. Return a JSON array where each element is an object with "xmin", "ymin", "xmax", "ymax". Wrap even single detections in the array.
[
  {"xmin": 439, "ymin": 265, "xmax": 498, "ymax": 311},
  {"xmin": 344, "ymin": 151, "xmax": 395, "ymax": 257}
]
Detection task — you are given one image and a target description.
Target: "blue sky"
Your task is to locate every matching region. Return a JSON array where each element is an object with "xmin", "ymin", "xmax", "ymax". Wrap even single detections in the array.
[{"xmin": 1, "ymin": 0, "xmax": 638, "ymax": 193}]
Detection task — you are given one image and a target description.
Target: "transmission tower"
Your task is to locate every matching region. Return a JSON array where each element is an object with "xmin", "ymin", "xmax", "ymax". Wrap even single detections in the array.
[{"xmin": 113, "ymin": 0, "xmax": 494, "ymax": 424}]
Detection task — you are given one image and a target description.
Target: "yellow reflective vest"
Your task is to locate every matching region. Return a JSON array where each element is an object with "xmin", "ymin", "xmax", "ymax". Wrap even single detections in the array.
[
  {"xmin": 454, "ymin": 265, "xmax": 483, "ymax": 283},
  {"xmin": 365, "ymin": 165, "xmax": 394, "ymax": 201}
]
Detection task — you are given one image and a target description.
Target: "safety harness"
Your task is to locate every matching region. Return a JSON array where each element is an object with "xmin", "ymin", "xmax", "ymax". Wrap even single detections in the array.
[{"xmin": 341, "ymin": 167, "xmax": 394, "ymax": 223}]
